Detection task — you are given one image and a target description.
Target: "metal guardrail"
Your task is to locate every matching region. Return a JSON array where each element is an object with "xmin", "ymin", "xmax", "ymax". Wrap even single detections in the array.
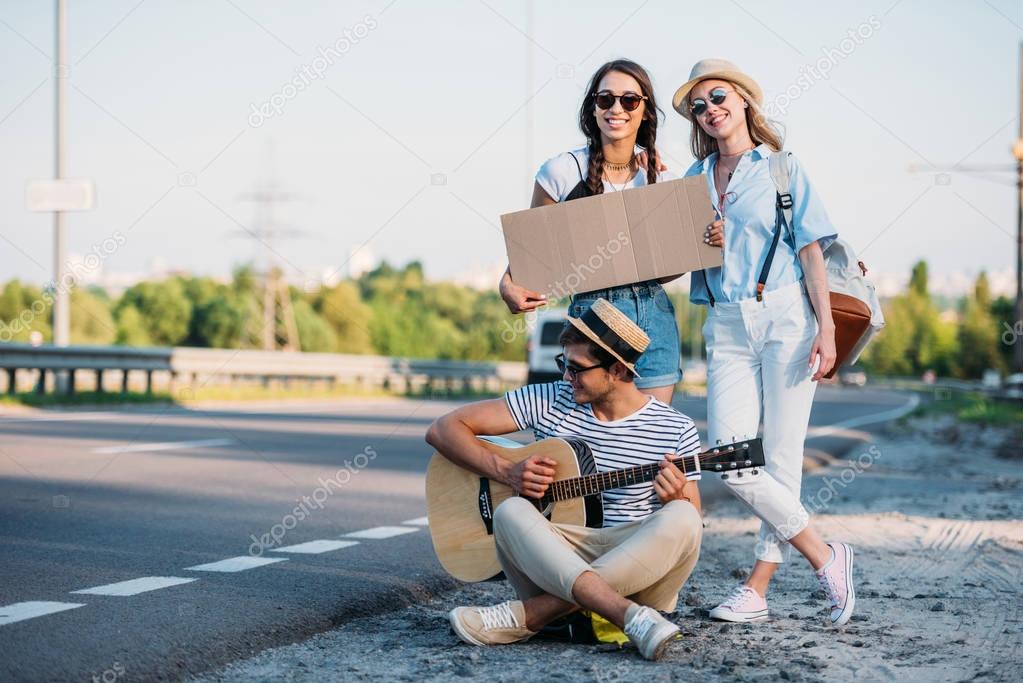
[{"xmin": 0, "ymin": 343, "xmax": 527, "ymax": 397}]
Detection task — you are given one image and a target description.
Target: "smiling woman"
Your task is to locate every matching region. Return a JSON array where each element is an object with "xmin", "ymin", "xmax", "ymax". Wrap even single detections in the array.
[
  {"xmin": 498, "ymin": 59, "xmax": 726, "ymax": 404},
  {"xmin": 674, "ymin": 58, "xmax": 853, "ymax": 627}
]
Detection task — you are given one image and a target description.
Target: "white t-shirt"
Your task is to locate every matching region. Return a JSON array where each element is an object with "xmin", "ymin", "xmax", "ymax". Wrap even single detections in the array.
[
  {"xmin": 534, "ymin": 147, "xmax": 679, "ymax": 202},
  {"xmin": 504, "ymin": 380, "xmax": 702, "ymax": 527}
]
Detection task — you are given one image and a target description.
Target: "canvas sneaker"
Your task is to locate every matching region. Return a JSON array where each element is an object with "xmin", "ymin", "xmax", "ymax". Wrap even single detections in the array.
[
  {"xmin": 816, "ymin": 541, "xmax": 856, "ymax": 626},
  {"xmin": 449, "ymin": 600, "xmax": 536, "ymax": 646},
  {"xmin": 709, "ymin": 585, "xmax": 769, "ymax": 623},
  {"xmin": 623, "ymin": 604, "xmax": 681, "ymax": 660}
]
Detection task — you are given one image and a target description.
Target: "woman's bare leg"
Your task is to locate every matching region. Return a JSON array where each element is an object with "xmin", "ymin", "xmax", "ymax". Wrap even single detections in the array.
[{"xmin": 746, "ymin": 527, "xmax": 833, "ymax": 596}]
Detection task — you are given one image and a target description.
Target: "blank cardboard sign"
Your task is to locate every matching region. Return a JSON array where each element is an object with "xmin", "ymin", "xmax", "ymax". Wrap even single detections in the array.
[{"xmin": 501, "ymin": 176, "xmax": 721, "ymax": 297}]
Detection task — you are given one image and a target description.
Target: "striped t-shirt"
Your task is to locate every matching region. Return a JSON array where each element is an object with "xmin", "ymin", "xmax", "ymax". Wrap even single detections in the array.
[{"xmin": 504, "ymin": 381, "xmax": 702, "ymax": 527}]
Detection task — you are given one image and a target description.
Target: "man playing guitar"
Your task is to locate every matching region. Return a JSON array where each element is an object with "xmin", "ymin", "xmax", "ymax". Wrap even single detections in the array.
[{"xmin": 425, "ymin": 298, "xmax": 703, "ymax": 661}]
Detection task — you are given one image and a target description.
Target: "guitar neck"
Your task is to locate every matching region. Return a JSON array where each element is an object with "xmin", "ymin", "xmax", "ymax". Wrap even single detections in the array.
[{"xmin": 548, "ymin": 454, "xmax": 699, "ymax": 503}]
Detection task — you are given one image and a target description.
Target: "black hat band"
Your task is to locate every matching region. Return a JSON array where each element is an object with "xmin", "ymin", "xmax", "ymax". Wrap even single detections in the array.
[{"xmin": 579, "ymin": 308, "xmax": 642, "ymax": 364}]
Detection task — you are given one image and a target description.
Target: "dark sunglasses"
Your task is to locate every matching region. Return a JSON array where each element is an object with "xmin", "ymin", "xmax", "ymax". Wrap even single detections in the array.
[
  {"xmin": 555, "ymin": 353, "xmax": 609, "ymax": 380},
  {"xmin": 593, "ymin": 90, "xmax": 648, "ymax": 112},
  {"xmin": 689, "ymin": 87, "xmax": 736, "ymax": 116}
]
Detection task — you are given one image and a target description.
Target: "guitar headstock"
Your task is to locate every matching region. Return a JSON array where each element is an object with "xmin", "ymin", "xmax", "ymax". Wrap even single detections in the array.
[{"xmin": 701, "ymin": 438, "xmax": 766, "ymax": 472}]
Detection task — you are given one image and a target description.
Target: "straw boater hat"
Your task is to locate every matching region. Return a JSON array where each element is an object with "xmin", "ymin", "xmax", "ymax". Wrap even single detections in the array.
[
  {"xmin": 672, "ymin": 58, "xmax": 764, "ymax": 120},
  {"xmin": 567, "ymin": 298, "xmax": 650, "ymax": 377}
]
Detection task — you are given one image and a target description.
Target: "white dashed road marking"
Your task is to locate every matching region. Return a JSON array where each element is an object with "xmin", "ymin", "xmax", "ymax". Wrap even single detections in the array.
[
  {"xmin": 401, "ymin": 517, "xmax": 429, "ymax": 526},
  {"xmin": 185, "ymin": 556, "xmax": 288, "ymax": 572},
  {"xmin": 270, "ymin": 540, "xmax": 359, "ymax": 554},
  {"xmin": 90, "ymin": 438, "xmax": 236, "ymax": 455},
  {"xmin": 342, "ymin": 526, "xmax": 419, "ymax": 540},
  {"xmin": 71, "ymin": 577, "xmax": 197, "ymax": 596},
  {"xmin": 0, "ymin": 601, "xmax": 85, "ymax": 626}
]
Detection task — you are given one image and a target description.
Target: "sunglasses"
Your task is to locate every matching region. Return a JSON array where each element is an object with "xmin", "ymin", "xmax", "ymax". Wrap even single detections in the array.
[
  {"xmin": 555, "ymin": 353, "xmax": 609, "ymax": 380},
  {"xmin": 593, "ymin": 90, "xmax": 648, "ymax": 112},
  {"xmin": 689, "ymin": 87, "xmax": 736, "ymax": 116}
]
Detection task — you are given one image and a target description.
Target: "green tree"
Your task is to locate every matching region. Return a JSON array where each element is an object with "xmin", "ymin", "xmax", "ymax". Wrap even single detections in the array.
[
  {"xmin": 992, "ymin": 295, "xmax": 1017, "ymax": 370},
  {"xmin": 70, "ymin": 288, "xmax": 116, "ymax": 345},
  {"xmin": 293, "ymin": 299, "xmax": 338, "ymax": 352},
  {"xmin": 0, "ymin": 280, "xmax": 52, "ymax": 343},
  {"xmin": 862, "ymin": 260, "xmax": 958, "ymax": 377},
  {"xmin": 863, "ymin": 296, "xmax": 914, "ymax": 375},
  {"xmin": 909, "ymin": 261, "xmax": 928, "ymax": 297},
  {"xmin": 311, "ymin": 282, "xmax": 373, "ymax": 353},
  {"xmin": 180, "ymin": 276, "xmax": 250, "ymax": 349},
  {"xmin": 116, "ymin": 279, "xmax": 192, "ymax": 346},
  {"xmin": 115, "ymin": 305, "xmax": 152, "ymax": 346},
  {"xmin": 957, "ymin": 272, "xmax": 1005, "ymax": 378}
]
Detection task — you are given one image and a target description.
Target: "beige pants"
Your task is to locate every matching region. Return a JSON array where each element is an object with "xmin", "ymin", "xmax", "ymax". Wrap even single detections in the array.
[{"xmin": 493, "ymin": 496, "xmax": 703, "ymax": 613}]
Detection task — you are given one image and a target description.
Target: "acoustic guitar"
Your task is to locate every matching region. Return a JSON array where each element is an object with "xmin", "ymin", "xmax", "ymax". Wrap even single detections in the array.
[{"xmin": 426, "ymin": 435, "xmax": 765, "ymax": 582}]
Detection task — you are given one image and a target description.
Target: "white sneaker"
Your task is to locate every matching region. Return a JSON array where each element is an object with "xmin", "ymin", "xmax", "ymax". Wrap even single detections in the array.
[
  {"xmin": 816, "ymin": 542, "xmax": 856, "ymax": 626},
  {"xmin": 623, "ymin": 604, "xmax": 680, "ymax": 660},
  {"xmin": 709, "ymin": 585, "xmax": 769, "ymax": 623}
]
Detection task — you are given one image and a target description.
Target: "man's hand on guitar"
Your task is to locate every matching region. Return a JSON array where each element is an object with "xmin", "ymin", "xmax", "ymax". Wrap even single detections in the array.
[
  {"xmin": 653, "ymin": 456, "xmax": 702, "ymax": 514},
  {"xmin": 507, "ymin": 455, "xmax": 557, "ymax": 499}
]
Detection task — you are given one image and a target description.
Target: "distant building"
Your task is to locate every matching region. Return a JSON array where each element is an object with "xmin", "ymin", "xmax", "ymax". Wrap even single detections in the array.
[{"xmin": 450, "ymin": 261, "xmax": 507, "ymax": 291}]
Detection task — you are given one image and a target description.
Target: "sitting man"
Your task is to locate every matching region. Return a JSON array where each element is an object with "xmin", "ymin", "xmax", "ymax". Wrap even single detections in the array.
[{"xmin": 425, "ymin": 298, "xmax": 704, "ymax": 661}]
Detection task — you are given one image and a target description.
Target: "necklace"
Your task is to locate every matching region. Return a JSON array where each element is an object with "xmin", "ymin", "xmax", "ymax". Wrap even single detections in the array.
[{"xmin": 603, "ymin": 156, "xmax": 635, "ymax": 172}]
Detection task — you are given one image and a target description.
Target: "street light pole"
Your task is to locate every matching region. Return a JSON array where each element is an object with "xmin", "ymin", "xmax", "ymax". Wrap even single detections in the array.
[
  {"xmin": 1014, "ymin": 43, "xmax": 1023, "ymax": 373},
  {"xmin": 53, "ymin": 0, "xmax": 68, "ymax": 349},
  {"xmin": 51, "ymin": 0, "xmax": 69, "ymax": 393}
]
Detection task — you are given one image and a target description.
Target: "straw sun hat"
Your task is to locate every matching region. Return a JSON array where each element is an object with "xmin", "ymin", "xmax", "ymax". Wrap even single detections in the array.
[
  {"xmin": 672, "ymin": 58, "xmax": 764, "ymax": 120},
  {"xmin": 567, "ymin": 298, "xmax": 650, "ymax": 377}
]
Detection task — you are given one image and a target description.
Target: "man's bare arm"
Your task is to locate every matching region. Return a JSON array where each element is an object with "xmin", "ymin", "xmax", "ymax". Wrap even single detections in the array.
[{"xmin": 425, "ymin": 399, "xmax": 556, "ymax": 498}]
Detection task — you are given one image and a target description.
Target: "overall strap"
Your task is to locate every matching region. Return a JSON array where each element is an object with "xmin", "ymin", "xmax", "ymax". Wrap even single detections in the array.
[{"xmin": 755, "ymin": 151, "xmax": 794, "ymax": 302}]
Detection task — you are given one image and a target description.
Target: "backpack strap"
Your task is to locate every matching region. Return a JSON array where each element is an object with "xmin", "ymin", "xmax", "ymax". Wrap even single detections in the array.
[
  {"xmin": 769, "ymin": 151, "xmax": 795, "ymax": 244},
  {"xmin": 755, "ymin": 151, "xmax": 795, "ymax": 301}
]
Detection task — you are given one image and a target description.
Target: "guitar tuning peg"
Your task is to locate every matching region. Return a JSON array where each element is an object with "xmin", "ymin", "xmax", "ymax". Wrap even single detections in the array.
[{"xmin": 715, "ymin": 439, "xmax": 722, "ymax": 446}]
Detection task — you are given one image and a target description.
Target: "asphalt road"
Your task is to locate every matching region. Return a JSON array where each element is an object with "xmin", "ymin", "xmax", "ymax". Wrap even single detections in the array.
[{"xmin": 0, "ymin": 386, "xmax": 916, "ymax": 682}]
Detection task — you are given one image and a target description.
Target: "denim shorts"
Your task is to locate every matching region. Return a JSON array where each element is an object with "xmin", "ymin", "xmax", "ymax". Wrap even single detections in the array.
[{"xmin": 569, "ymin": 280, "xmax": 682, "ymax": 389}]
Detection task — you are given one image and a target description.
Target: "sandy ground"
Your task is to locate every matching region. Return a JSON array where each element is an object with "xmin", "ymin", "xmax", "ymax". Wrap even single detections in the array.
[{"xmin": 192, "ymin": 414, "xmax": 1023, "ymax": 683}]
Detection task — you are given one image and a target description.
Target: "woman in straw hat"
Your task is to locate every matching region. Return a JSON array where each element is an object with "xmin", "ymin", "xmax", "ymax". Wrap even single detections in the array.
[
  {"xmin": 499, "ymin": 58, "xmax": 725, "ymax": 404},
  {"xmin": 672, "ymin": 58, "xmax": 855, "ymax": 626}
]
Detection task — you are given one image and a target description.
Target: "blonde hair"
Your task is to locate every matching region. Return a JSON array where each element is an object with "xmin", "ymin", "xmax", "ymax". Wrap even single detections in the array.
[{"xmin": 688, "ymin": 81, "xmax": 784, "ymax": 160}]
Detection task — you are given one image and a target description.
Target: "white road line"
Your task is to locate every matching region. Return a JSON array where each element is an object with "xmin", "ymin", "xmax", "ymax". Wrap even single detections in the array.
[
  {"xmin": 0, "ymin": 601, "xmax": 85, "ymax": 626},
  {"xmin": 90, "ymin": 438, "xmax": 236, "ymax": 455},
  {"xmin": 808, "ymin": 394, "xmax": 921, "ymax": 438},
  {"xmin": 401, "ymin": 517, "xmax": 429, "ymax": 526},
  {"xmin": 269, "ymin": 540, "xmax": 359, "ymax": 554},
  {"xmin": 342, "ymin": 526, "xmax": 420, "ymax": 540},
  {"xmin": 71, "ymin": 576, "xmax": 197, "ymax": 596},
  {"xmin": 185, "ymin": 556, "xmax": 288, "ymax": 572}
]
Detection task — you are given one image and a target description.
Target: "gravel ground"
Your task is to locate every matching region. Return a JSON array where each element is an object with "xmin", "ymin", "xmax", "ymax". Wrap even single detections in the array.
[{"xmin": 192, "ymin": 415, "xmax": 1023, "ymax": 683}]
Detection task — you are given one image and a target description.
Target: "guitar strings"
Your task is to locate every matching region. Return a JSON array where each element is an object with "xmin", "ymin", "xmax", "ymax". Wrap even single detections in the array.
[{"xmin": 546, "ymin": 445, "xmax": 754, "ymax": 502}]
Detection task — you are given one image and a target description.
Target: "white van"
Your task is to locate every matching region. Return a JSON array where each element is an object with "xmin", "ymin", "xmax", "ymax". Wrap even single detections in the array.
[{"xmin": 525, "ymin": 307, "xmax": 569, "ymax": 385}]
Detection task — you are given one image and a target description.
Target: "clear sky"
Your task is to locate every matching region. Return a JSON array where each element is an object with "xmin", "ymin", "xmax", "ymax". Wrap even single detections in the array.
[{"xmin": 0, "ymin": 0, "xmax": 1017, "ymax": 293}]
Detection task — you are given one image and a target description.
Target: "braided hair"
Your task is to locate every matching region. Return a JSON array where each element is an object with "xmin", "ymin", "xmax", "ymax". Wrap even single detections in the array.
[{"xmin": 578, "ymin": 59, "xmax": 662, "ymax": 195}]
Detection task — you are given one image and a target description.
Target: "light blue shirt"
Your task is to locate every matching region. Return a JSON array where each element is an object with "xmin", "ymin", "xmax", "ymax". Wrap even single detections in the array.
[{"xmin": 684, "ymin": 144, "xmax": 837, "ymax": 305}]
